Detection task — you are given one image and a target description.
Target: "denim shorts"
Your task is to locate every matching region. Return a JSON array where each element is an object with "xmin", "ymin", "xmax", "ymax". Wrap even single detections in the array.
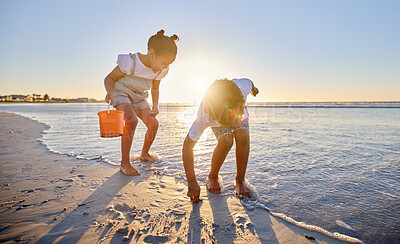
[{"xmin": 211, "ymin": 120, "xmax": 249, "ymax": 141}]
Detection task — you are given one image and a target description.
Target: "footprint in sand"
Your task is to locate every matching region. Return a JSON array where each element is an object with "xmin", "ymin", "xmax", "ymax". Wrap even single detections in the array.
[
  {"xmin": 150, "ymin": 202, "xmax": 161, "ymax": 207},
  {"xmin": 246, "ymin": 222, "xmax": 255, "ymax": 234},
  {"xmin": 143, "ymin": 235, "xmax": 168, "ymax": 243},
  {"xmin": 174, "ymin": 221, "xmax": 182, "ymax": 231},
  {"xmin": 236, "ymin": 216, "xmax": 247, "ymax": 224},
  {"xmin": 172, "ymin": 209, "xmax": 185, "ymax": 215}
]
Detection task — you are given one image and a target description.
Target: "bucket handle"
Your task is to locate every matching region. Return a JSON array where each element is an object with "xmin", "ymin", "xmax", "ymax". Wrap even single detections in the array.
[{"xmin": 107, "ymin": 100, "xmax": 116, "ymax": 114}]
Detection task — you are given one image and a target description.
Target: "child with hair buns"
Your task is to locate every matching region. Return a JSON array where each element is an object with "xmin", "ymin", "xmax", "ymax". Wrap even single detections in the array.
[
  {"xmin": 182, "ymin": 78, "xmax": 259, "ymax": 202},
  {"xmin": 104, "ymin": 30, "xmax": 179, "ymax": 176}
]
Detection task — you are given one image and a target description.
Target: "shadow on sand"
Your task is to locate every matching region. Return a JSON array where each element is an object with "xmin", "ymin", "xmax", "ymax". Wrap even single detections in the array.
[
  {"xmin": 186, "ymin": 191, "xmax": 237, "ymax": 244},
  {"xmin": 36, "ymin": 171, "xmax": 152, "ymax": 243}
]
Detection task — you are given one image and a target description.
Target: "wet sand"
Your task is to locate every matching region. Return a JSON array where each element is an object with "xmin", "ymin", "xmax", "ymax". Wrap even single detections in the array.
[{"xmin": 0, "ymin": 112, "xmax": 361, "ymax": 243}]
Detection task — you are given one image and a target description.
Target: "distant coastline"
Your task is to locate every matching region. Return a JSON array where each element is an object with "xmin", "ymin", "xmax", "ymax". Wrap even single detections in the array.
[
  {"xmin": 0, "ymin": 100, "xmax": 101, "ymax": 104},
  {"xmin": 0, "ymin": 94, "xmax": 99, "ymax": 103}
]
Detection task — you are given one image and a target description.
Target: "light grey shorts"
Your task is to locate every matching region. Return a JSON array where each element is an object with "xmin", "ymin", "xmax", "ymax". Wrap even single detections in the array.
[
  {"xmin": 113, "ymin": 94, "xmax": 150, "ymax": 110},
  {"xmin": 211, "ymin": 121, "xmax": 249, "ymax": 141}
]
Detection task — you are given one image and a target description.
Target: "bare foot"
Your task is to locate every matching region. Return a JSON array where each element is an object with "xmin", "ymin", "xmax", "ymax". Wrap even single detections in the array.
[
  {"xmin": 140, "ymin": 152, "xmax": 156, "ymax": 162},
  {"xmin": 206, "ymin": 176, "xmax": 223, "ymax": 193},
  {"xmin": 120, "ymin": 162, "xmax": 140, "ymax": 176},
  {"xmin": 235, "ymin": 179, "xmax": 251, "ymax": 198}
]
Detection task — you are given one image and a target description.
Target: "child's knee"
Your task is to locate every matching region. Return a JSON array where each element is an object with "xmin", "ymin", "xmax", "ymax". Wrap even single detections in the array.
[
  {"xmin": 148, "ymin": 118, "xmax": 159, "ymax": 131},
  {"xmin": 218, "ymin": 135, "xmax": 234, "ymax": 149},
  {"xmin": 236, "ymin": 139, "xmax": 249, "ymax": 149},
  {"xmin": 125, "ymin": 113, "xmax": 138, "ymax": 125},
  {"xmin": 235, "ymin": 131, "xmax": 249, "ymax": 147},
  {"xmin": 117, "ymin": 103, "xmax": 138, "ymax": 125}
]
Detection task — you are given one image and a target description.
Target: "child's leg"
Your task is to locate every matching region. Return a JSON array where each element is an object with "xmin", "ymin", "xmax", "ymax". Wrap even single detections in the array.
[
  {"xmin": 115, "ymin": 103, "xmax": 140, "ymax": 175},
  {"xmin": 233, "ymin": 129, "xmax": 251, "ymax": 198},
  {"xmin": 134, "ymin": 107, "xmax": 159, "ymax": 162},
  {"xmin": 207, "ymin": 134, "xmax": 234, "ymax": 193}
]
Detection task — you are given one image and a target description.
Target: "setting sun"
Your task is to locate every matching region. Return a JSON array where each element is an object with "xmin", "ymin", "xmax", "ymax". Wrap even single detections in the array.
[{"xmin": 193, "ymin": 76, "xmax": 209, "ymax": 94}]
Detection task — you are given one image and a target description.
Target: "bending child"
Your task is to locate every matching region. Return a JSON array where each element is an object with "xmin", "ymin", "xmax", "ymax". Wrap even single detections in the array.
[
  {"xmin": 104, "ymin": 30, "xmax": 179, "ymax": 176},
  {"xmin": 182, "ymin": 78, "xmax": 259, "ymax": 202}
]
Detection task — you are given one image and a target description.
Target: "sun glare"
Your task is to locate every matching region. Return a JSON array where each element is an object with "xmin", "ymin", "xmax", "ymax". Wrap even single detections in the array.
[{"xmin": 193, "ymin": 76, "xmax": 209, "ymax": 94}]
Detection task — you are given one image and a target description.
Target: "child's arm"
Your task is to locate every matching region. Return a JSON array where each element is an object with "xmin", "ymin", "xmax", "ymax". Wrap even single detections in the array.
[
  {"xmin": 149, "ymin": 80, "xmax": 161, "ymax": 116},
  {"xmin": 182, "ymin": 135, "xmax": 201, "ymax": 202},
  {"xmin": 250, "ymin": 80, "xmax": 259, "ymax": 97},
  {"xmin": 104, "ymin": 66, "xmax": 125, "ymax": 104}
]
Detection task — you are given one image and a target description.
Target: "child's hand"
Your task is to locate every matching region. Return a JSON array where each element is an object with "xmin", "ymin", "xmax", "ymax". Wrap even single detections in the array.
[
  {"xmin": 250, "ymin": 86, "xmax": 259, "ymax": 97},
  {"xmin": 105, "ymin": 93, "xmax": 114, "ymax": 105},
  {"xmin": 187, "ymin": 180, "xmax": 201, "ymax": 203},
  {"xmin": 149, "ymin": 106, "xmax": 159, "ymax": 117}
]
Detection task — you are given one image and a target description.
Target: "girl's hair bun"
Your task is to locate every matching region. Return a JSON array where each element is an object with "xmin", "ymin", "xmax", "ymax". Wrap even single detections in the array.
[
  {"xmin": 156, "ymin": 30, "xmax": 165, "ymax": 36},
  {"xmin": 148, "ymin": 30, "xmax": 179, "ymax": 56},
  {"xmin": 170, "ymin": 34, "xmax": 179, "ymax": 43}
]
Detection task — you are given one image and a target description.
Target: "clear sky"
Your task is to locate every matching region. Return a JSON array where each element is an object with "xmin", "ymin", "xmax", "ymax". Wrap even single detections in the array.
[{"xmin": 0, "ymin": 0, "xmax": 399, "ymax": 103}]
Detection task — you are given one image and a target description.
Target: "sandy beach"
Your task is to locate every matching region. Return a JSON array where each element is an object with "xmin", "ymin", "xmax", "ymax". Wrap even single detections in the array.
[{"xmin": 0, "ymin": 112, "xmax": 362, "ymax": 243}]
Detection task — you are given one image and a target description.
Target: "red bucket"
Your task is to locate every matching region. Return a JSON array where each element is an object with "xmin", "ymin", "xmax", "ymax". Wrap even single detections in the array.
[{"xmin": 98, "ymin": 110, "xmax": 124, "ymax": 138}]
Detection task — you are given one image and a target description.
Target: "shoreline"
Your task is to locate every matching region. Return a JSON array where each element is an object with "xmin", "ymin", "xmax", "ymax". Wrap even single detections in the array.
[{"xmin": 0, "ymin": 112, "xmax": 361, "ymax": 243}]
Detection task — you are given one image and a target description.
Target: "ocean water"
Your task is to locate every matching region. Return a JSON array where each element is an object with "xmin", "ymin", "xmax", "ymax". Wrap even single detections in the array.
[{"xmin": 1, "ymin": 103, "xmax": 399, "ymax": 243}]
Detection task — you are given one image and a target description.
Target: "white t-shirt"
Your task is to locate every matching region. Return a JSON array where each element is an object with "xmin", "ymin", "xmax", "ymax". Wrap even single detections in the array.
[
  {"xmin": 117, "ymin": 53, "xmax": 169, "ymax": 80},
  {"xmin": 188, "ymin": 78, "xmax": 253, "ymax": 142}
]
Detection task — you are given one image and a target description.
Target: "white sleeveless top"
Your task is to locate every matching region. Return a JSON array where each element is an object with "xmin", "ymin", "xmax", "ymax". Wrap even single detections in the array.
[{"xmin": 113, "ymin": 53, "xmax": 168, "ymax": 101}]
